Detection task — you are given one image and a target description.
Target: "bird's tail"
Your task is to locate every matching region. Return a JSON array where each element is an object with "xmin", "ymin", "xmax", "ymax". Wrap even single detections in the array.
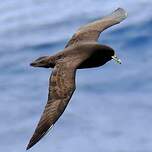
[{"xmin": 30, "ymin": 56, "xmax": 55, "ymax": 68}]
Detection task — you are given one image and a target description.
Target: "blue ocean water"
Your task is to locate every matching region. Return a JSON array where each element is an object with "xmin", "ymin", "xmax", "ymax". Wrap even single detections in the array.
[{"xmin": 0, "ymin": 0, "xmax": 152, "ymax": 152}]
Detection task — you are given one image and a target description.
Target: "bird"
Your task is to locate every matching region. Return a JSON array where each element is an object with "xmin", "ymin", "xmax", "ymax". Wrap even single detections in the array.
[{"xmin": 26, "ymin": 8, "xmax": 127, "ymax": 150}]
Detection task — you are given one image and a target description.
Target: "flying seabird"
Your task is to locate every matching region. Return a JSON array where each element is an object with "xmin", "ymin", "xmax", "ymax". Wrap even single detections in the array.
[{"xmin": 26, "ymin": 8, "xmax": 127, "ymax": 150}]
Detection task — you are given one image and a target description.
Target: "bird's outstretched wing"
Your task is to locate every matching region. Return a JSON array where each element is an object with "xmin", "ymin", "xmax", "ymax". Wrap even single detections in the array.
[
  {"xmin": 65, "ymin": 8, "xmax": 127, "ymax": 48},
  {"xmin": 26, "ymin": 62, "xmax": 76, "ymax": 150}
]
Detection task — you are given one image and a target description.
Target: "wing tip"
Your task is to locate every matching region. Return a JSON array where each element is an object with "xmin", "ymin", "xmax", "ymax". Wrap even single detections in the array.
[
  {"xmin": 26, "ymin": 134, "xmax": 44, "ymax": 150},
  {"xmin": 116, "ymin": 8, "xmax": 128, "ymax": 17},
  {"xmin": 26, "ymin": 125, "xmax": 54, "ymax": 150},
  {"xmin": 26, "ymin": 133, "xmax": 41, "ymax": 150},
  {"xmin": 112, "ymin": 8, "xmax": 128, "ymax": 22},
  {"xmin": 26, "ymin": 137, "xmax": 37, "ymax": 150},
  {"xmin": 26, "ymin": 142, "xmax": 33, "ymax": 150}
]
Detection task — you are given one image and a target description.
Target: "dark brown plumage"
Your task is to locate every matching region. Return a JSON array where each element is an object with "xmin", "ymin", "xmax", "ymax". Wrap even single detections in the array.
[{"xmin": 27, "ymin": 8, "xmax": 127, "ymax": 150}]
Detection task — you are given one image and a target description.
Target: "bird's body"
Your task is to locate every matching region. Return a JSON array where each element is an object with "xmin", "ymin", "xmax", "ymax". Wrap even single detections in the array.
[
  {"xmin": 27, "ymin": 8, "xmax": 127, "ymax": 150},
  {"xmin": 36, "ymin": 43, "xmax": 115, "ymax": 69}
]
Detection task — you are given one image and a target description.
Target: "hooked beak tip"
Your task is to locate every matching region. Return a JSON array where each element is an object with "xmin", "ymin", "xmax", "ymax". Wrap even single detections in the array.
[{"xmin": 111, "ymin": 55, "xmax": 122, "ymax": 64}]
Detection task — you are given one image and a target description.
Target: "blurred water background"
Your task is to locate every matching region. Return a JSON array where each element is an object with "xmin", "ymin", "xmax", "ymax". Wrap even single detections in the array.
[{"xmin": 0, "ymin": 0, "xmax": 152, "ymax": 152}]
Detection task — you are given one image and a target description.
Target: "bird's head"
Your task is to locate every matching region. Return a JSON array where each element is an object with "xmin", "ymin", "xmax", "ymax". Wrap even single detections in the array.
[
  {"xmin": 100, "ymin": 45, "xmax": 121, "ymax": 64},
  {"xmin": 30, "ymin": 56, "xmax": 54, "ymax": 68}
]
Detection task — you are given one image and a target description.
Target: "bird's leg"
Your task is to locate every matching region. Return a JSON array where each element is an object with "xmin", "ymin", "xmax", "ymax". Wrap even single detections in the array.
[{"xmin": 30, "ymin": 56, "xmax": 55, "ymax": 68}]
